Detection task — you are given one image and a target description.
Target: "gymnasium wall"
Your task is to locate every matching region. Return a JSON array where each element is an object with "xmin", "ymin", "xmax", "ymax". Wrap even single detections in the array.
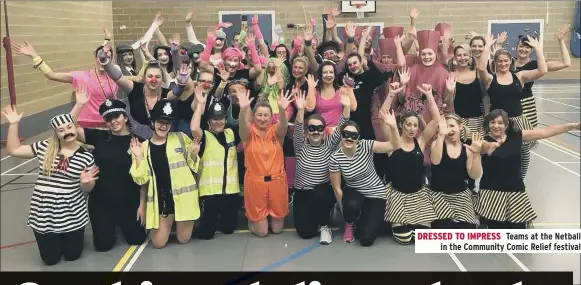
[
  {"xmin": 0, "ymin": 2, "xmax": 113, "ymax": 124},
  {"xmin": 0, "ymin": 1, "xmax": 578, "ymax": 126}
]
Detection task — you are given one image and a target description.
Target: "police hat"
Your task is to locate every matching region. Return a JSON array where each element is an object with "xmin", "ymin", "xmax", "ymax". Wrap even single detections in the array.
[
  {"xmin": 207, "ymin": 102, "xmax": 226, "ymax": 119},
  {"xmin": 99, "ymin": 99, "xmax": 127, "ymax": 120},
  {"xmin": 150, "ymin": 99, "xmax": 176, "ymax": 123},
  {"xmin": 188, "ymin": 44, "xmax": 205, "ymax": 59},
  {"xmin": 116, "ymin": 44, "xmax": 134, "ymax": 54},
  {"xmin": 317, "ymin": 41, "xmax": 341, "ymax": 55}
]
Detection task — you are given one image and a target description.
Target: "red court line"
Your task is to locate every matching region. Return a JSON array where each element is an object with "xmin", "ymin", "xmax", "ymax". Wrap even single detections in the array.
[{"xmin": 0, "ymin": 240, "xmax": 36, "ymax": 250}]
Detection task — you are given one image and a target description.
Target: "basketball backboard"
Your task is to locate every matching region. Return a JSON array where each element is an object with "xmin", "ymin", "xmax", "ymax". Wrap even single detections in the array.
[{"xmin": 341, "ymin": 1, "xmax": 376, "ymax": 18}]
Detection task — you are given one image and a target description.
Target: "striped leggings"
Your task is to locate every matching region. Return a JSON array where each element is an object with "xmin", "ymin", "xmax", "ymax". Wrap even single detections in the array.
[
  {"xmin": 460, "ymin": 115, "xmax": 485, "ymax": 141},
  {"xmin": 509, "ymin": 115, "xmax": 535, "ymax": 180},
  {"xmin": 521, "ymin": 96, "xmax": 538, "ymax": 128}
]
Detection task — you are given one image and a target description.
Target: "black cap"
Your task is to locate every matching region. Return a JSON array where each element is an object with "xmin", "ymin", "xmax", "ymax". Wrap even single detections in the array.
[
  {"xmin": 99, "ymin": 99, "xmax": 127, "ymax": 119},
  {"xmin": 207, "ymin": 102, "xmax": 226, "ymax": 119},
  {"xmin": 150, "ymin": 99, "xmax": 176, "ymax": 123},
  {"xmin": 116, "ymin": 44, "xmax": 133, "ymax": 54},
  {"xmin": 188, "ymin": 44, "xmax": 204, "ymax": 59}
]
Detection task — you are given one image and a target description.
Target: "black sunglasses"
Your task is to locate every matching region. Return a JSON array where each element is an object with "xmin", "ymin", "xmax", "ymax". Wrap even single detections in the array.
[
  {"xmin": 148, "ymin": 59, "xmax": 160, "ymax": 66},
  {"xmin": 341, "ymin": 130, "xmax": 359, "ymax": 140},
  {"xmin": 307, "ymin": 124, "xmax": 325, "ymax": 133}
]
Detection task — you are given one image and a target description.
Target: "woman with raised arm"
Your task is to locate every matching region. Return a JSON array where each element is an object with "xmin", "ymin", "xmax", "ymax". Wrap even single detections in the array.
[
  {"xmin": 329, "ymin": 107, "xmax": 400, "ymax": 247},
  {"xmin": 129, "ymin": 99, "xmax": 201, "ymax": 248},
  {"xmin": 293, "ymin": 87, "xmax": 351, "ymax": 244},
  {"xmin": 12, "ymin": 41, "xmax": 117, "ymax": 129},
  {"xmin": 97, "ymin": 42, "xmax": 192, "ymax": 138},
  {"xmin": 384, "ymin": 84, "xmax": 441, "ymax": 245},
  {"xmin": 190, "ymin": 85, "xmax": 242, "ymax": 240},
  {"xmin": 475, "ymin": 109, "xmax": 580, "ymax": 229},
  {"xmin": 477, "ymin": 34, "xmax": 548, "ymax": 180},
  {"xmin": 515, "ymin": 25, "xmax": 572, "ymax": 128},
  {"xmin": 305, "ymin": 62, "xmax": 357, "ymax": 134},
  {"xmin": 69, "ymin": 86, "xmax": 147, "ymax": 252},
  {"xmin": 237, "ymin": 89, "xmax": 294, "ymax": 237},
  {"xmin": 2, "ymin": 105, "xmax": 98, "ymax": 265},
  {"xmin": 430, "ymin": 115, "xmax": 482, "ymax": 229}
]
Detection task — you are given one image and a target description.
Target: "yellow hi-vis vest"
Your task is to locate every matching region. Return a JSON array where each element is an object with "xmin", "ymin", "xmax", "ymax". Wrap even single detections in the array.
[
  {"xmin": 130, "ymin": 132, "xmax": 200, "ymax": 230},
  {"xmin": 197, "ymin": 129, "xmax": 240, "ymax": 197}
]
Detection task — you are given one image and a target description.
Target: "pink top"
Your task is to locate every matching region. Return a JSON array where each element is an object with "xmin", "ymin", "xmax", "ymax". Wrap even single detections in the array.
[
  {"xmin": 71, "ymin": 70, "xmax": 118, "ymax": 128},
  {"xmin": 315, "ymin": 89, "xmax": 342, "ymax": 127}
]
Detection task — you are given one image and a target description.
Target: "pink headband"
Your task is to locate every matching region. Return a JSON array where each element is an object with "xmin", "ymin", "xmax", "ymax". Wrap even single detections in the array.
[{"xmin": 222, "ymin": 47, "xmax": 243, "ymax": 61}]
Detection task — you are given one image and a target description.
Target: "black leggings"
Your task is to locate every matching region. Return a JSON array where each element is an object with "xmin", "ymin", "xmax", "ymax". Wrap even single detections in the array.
[
  {"xmin": 196, "ymin": 194, "xmax": 241, "ymax": 240},
  {"xmin": 33, "ymin": 227, "xmax": 85, "ymax": 266},
  {"xmin": 480, "ymin": 217, "xmax": 527, "ymax": 229},
  {"xmin": 88, "ymin": 197, "xmax": 147, "ymax": 252},
  {"xmin": 293, "ymin": 184, "xmax": 337, "ymax": 239},
  {"xmin": 342, "ymin": 187, "xmax": 386, "ymax": 247}
]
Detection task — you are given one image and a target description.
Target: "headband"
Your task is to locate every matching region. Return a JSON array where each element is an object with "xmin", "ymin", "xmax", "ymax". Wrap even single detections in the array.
[{"xmin": 50, "ymin": 114, "xmax": 75, "ymax": 130}]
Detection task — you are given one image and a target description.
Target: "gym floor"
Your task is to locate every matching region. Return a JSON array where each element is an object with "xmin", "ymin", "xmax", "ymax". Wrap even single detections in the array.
[{"xmin": 1, "ymin": 81, "xmax": 579, "ymax": 282}]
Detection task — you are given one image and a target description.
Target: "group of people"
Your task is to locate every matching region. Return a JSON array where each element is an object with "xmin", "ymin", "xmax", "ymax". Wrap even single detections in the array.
[{"xmin": 3, "ymin": 5, "xmax": 579, "ymax": 265}]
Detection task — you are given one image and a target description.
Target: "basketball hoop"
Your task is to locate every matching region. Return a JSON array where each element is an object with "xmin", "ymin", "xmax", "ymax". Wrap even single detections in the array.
[{"xmin": 354, "ymin": 4, "xmax": 366, "ymax": 19}]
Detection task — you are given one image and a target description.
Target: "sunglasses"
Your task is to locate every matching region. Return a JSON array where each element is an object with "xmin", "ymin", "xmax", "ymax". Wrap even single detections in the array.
[
  {"xmin": 307, "ymin": 124, "xmax": 325, "ymax": 133},
  {"xmin": 148, "ymin": 59, "xmax": 160, "ymax": 66},
  {"xmin": 341, "ymin": 130, "xmax": 359, "ymax": 140}
]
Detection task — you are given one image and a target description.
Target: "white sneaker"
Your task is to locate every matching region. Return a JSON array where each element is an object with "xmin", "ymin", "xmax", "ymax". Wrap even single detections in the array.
[{"xmin": 319, "ymin": 226, "xmax": 333, "ymax": 245}]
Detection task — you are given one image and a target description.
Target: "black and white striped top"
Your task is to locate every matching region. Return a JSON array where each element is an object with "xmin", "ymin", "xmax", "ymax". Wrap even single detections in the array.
[
  {"xmin": 28, "ymin": 140, "xmax": 94, "ymax": 234},
  {"xmin": 329, "ymin": 140, "xmax": 387, "ymax": 199},
  {"xmin": 293, "ymin": 115, "xmax": 348, "ymax": 190}
]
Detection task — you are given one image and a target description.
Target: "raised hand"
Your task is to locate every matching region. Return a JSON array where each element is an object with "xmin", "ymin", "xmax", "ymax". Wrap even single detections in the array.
[
  {"xmin": 410, "ymin": 7, "xmax": 419, "ymax": 19},
  {"xmin": 343, "ymin": 74, "xmax": 355, "ymax": 88},
  {"xmin": 188, "ymin": 137, "xmax": 202, "ymax": 158},
  {"xmin": 345, "ymin": 22, "xmax": 356, "ymax": 38},
  {"xmin": 306, "ymin": 74, "xmax": 318, "ymax": 89},
  {"xmin": 525, "ymin": 35, "xmax": 540, "ymax": 49},
  {"xmin": 154, "ymin": 11, "xmax": 165, "ymax": 26},
  {"xmin": 417, "ymin": 83, "xmax": 433, "ymax": 97},
  {"xmin": 339, "ymin": 87, "xmax": 351, "ymax": 107},
  {"xmin": 437, "ymin": 115, "xmax": 450, "ymax": 136},
  {"xmin": 303, "ymin": 24, "xmax": 314, "ymax": 41},
  {"xmin": 1, "ymin": 105, "xmax": 23, "ymax": 124},
  {"xmin": 465, "ymin": 132, "xmax": 483, "ymax": 153},
  {"xmin": 380, "ymin": 108, "xmax": 397, "ymax": 127},
  {"xmin": 185, "ymin": 9, "xmax": 194, "ymax": 23},
  {"xmin": 398, "ymin": 65, "xmax": 410, "ymax": 86},
  {"xmin": 278, "ymin": 90, "xmax": 295, "ymax": 110},
  {"xmin": 388, "ymin": 82, "xmax": 406, "ymax": 96},
  {"xmin": 176, "ymin": 63, "xmax": 190, "ymax": 86},
  {"xmin": 445, "ymin": 73, "xmax": 456, "ymax": 92},
  {"xmin": 130, "ymin": 137, "xmax": 143, "ymax": 158},
  {"xmin": 236, "ymin": 90, "xmax": 254, "ymax": 109},
  {"xmin": 75, "ymin": 84, "xmax": 90, "ymax": 105},
  {"xmin": 80, "ymin": 166, "xmax": 100, "ymax": 184},
  {"xmin": 194, "ymin": 84, "xmax": 207, "ymax": 105},
  {"xmin": 557, "ymin": 24, "xmax": 571, "ymax": 41},
  {"xmin": 294, "ymin": 89, "xmax": 307, "ymax": 110},
  {"xmin": 12, "ymin": 41, "xmax": 38, "ymax": 58}
]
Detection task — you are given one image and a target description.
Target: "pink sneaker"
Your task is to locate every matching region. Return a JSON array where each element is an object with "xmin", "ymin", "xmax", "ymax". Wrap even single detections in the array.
[{"xmin": 343, "ymin": 223, "xmax": 355, "ymax": 243}]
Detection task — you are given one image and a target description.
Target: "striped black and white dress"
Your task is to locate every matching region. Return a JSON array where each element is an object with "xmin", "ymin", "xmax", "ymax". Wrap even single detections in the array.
[
  {"xmin": 28, "ymin": 140, "xmax": 94, "ymax": 234},
  {"xmin": 454, "ymin": 69, "xmax": 485, "ymax": 139},
  {"xmin": 384, "ymin": 138, "xmax": 438, "ymax": 224},
  {"xmin": 328, "ymin": 140, "xmax": 386, "ymax": 199},
  {"xmin": 430, "ymin": 141, "xmax": 479, "ymax": 227},
  {"xmin": 475, "ymin": 129, "xmax": 537, "ymax": 227},
  {"xmin": 515, "ymin": 60, "xmax": 539, "ymax": 128},
  {"xmin": 293, "ymin": 116, "xmax": 348, "ymax": 190}
]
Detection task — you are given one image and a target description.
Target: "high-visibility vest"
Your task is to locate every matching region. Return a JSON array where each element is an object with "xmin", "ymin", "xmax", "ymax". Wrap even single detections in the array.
[
  {"xmin": 130, "ymin": 132, "xmax": 200, "ymax": 230},
  {"xmin": 197, "ymin": 129, "xmax": 240, "ymax": 196}
]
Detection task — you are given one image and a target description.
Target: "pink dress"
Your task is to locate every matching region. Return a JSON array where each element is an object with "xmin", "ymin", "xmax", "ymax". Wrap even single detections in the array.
[
  {"xmin": 315, "ymin": 89, "xmax": 342, "ymax": 135},
  {"xmin": 71, "ymin": 70, "xmax": 118, "ymax": 128}
]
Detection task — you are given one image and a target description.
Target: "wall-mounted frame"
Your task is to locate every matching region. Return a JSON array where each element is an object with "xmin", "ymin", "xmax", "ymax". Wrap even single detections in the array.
[
  {"xmin": 336, "ymin": 22, "xmax": 384, "ymax": 48},
  {"xmin": 488, "ymin": 19, "xmax": 544, "ymax": 60},
  {"xmin": 218, "ymin": 11, "xmax": 276, "ymax": 45}
]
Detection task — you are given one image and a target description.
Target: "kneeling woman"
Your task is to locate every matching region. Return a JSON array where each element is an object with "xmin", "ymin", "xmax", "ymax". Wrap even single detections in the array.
[
  {"xmin": 2, "ymin": 106, "xmax": 98, "ymax": 265},
  {"xmin": 384, "ymin": 84, "xmax": 441, "ymax": 245},
  {"xmin": 190, "ymin": 86, "xmax": 242, "ymax": 240},
  {"xmin": 329, "ymin": 109, "xmax": 401, "ymax": 246},
  {"xmin": 130, "ymin": 99, "xmax": 201, "ymax": 248},
  {"xmin": 476, "ymin": 109, "xmax": 580, "ymax": 229},
  {"xmin": 70, "ymin": 89, "xmax": 147, "ymax": 251},
  {"xmin": 430, "ymin": 114, "xmax": 482, "ymax": 229},
  {"xmin": 293, "ymin": 88, "xmax": 351, "ymax": 244},
  {"xmin": 237, "ymin": 89, "xmax": 293, "ymax": 237}
]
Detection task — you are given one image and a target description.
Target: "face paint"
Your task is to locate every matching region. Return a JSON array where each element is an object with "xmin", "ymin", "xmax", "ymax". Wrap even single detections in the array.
[
  {"xmin": 201, "ymin": 82, "xmax": 212, "ymax": 89},
  {"xmin": 150, "ymin": 78, "xmax": 159, "ymax": 84}
]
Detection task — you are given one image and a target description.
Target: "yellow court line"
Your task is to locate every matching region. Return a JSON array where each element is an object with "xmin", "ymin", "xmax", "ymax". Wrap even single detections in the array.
[
  {"xmin": 542, "ymin": 139, "xmax": 580, "ymax": 158},
  {"xmin": 111, "ymin": 245, "xmax": 138, "ymax": 272}
]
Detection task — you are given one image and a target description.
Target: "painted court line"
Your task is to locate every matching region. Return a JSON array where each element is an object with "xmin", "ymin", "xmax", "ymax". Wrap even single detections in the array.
[
  {"xmin": 531, "ymin": 151, "xmax": 580, "ymax": 177},
  {"xmin": 1, "ymin": 173, "xmax": 38, "ymax": 176},
  {"xmin": 0, "ymin": 240, "xmax": 36, "ymax": 250},
  {"xmin": 123, "ymin": 235, "xmax": 150, "ymax": 272},
  {"xmin": 540, "ymin": 139, "xmax": 580, "ymax": 159},
  {"xmin": 506, "ymin": 252, "xmax": 531, "ymax": 272},
  {"xmin": 448, "ymin": 253, "xmax": 467, "ymax": 271},
  {"xmin": 1, "ymin": 158, "xmax": 36, "ymax": 175},
  {"xmin": 535, "ymin": 97, "xmax": 581, "ymax": 109},
  {"xmin": 112, "ymin": 245, "xmax": 138, "ymax": 272},
  {"xmin": 555, "ymin": 161, "xmax": 581, "ymax": 164}
]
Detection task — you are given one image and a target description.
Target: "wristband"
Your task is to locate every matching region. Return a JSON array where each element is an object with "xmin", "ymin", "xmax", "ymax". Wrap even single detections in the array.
[
  {"xmin": 38, "ymin": 62, "xmax": 53, "ymax": 75},
  {"xmin": 347, "ymin": 37, "xmax": 355, "ymax": 44},
  {"xmin": 32, "ymin": 56, "xmax": 43, "ymax": 65},
  {"xmin": 304, "ymin": 39, "xmax": 312, "ymax": 46}
]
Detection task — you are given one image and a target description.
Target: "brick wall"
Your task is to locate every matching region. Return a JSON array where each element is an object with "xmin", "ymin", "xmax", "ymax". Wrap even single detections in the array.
[
  {"xmin": 112, "ymin": 1, "xmax": 579, "ymax": 79},
  {"xmin": 0, "ymin": 1, "xmax": 113, "ymax": 123}
]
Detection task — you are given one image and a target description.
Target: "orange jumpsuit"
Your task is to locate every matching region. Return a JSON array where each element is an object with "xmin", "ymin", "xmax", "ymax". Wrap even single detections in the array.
[{"xmin": 243, "ymin": 124, "xmax": 288, "ymax": 222}]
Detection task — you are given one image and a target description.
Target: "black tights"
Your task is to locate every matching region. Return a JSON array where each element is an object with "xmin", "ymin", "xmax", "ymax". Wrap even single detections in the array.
[
  {"xmin": 293, "ymin": 184, "xmax": 337, "ymax": 239},
  {"xmin": 196, "ymin": 194, "xmax": 241, "ymax": 240},
  {"xmin": 343, "ymin": 187, "xmax": 386, "ymax": 247},
  {"xmin": 33, "ymin": 227, "xmax": 85, "ymax": 266},
  {"xmin": 480, "ymin": 217, "xmax": 527, "ymax": 229}
]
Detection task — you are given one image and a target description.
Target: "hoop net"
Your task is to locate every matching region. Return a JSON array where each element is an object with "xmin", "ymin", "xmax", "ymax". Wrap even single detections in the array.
[{"xmin": 354, "ymin": 4, "xmax": 366, "ymax": 19}]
